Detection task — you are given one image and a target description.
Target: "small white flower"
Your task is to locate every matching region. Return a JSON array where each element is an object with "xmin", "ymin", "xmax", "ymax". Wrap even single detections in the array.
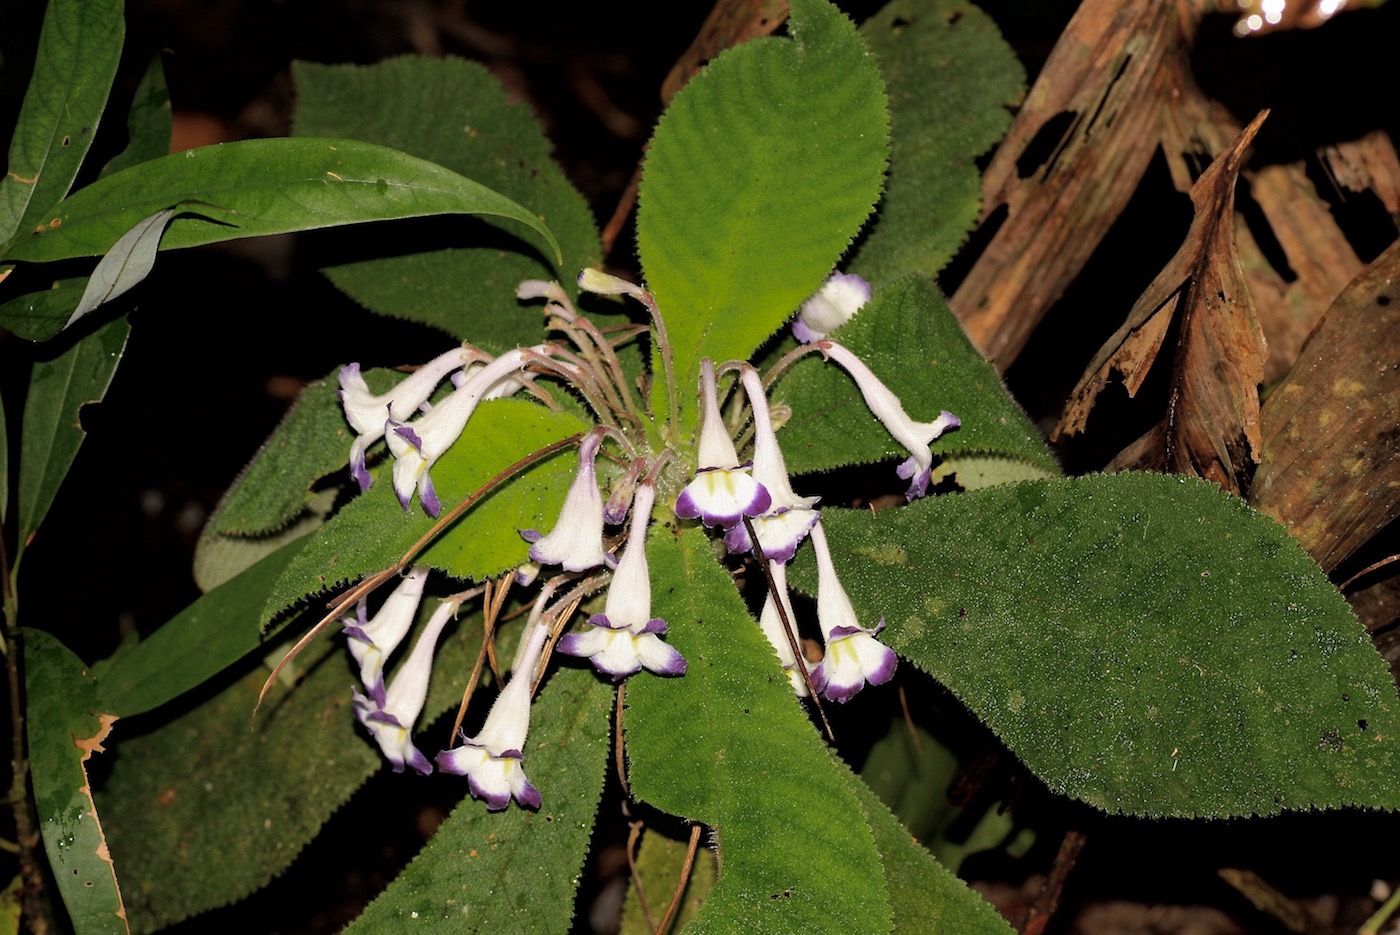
[
  {"xmin": 793, "ymin": 272, "xmax": 870, "ymax": 343},
  {"xmin": 520, "ymin": 429, "xmax": 612, "ymax": 571},
  {"xmin": 807, "ymin": 520, "xmax": 896, "ymax": 703}
]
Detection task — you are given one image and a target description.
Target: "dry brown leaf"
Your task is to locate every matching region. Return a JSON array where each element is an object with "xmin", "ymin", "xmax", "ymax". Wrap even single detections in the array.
[
  {"xmin": 1252, "ymin": 238, "xmax": 1400, "ymax": 572},
  {"xmin": 1320, "ymin": 129, "xmax": 1400, "ymax": 224},
  {"xmin": 1055, "ymin": 111, "xmax": 1269, "ymax": 494},
  {"xmin": 948, "ymin": 0, "xmax": 1174, "ymax": 367}
]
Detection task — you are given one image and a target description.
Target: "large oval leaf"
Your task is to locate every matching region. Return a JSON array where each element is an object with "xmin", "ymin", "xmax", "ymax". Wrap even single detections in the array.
[
  {"xmin": 636, "ymin": 0, "xmax": 889, "ymax": 430},
  {"xmin": 789, "ymin": 473, "xmax": 1400, "ymax": 817}
]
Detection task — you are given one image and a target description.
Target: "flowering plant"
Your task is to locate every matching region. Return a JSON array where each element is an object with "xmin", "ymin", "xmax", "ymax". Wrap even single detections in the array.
[{"xmin": 2, "ymin": 0, "xmax": 1398, "ymax": 933}]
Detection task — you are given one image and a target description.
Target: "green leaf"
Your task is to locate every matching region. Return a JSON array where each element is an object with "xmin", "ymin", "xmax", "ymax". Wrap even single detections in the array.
[
  {"xmin": 776, "ymin": 275, "xmax": 1056, "ymax": 479},
  {"xmin": 844, "ymin": 760, "xmax": 1015, "ymax": 935},
  {"xmin": 23, "ymin": 629, "xmax": 127, "ymax": 935},
  {"xmin": 636, "ymin": 0, "xmax": 889, "ymax": 429},
  {"xmin": 850, "ymin": 0, "xmax": 1025, "ymax": 284},
  {"xmin": 0, "ymin": 276, "xmax": 85, "ymax": 342},
  {"xmin": 101, "ymin": 55, "xmax": 173, "ymax": 178},
  {"xmin": 16, "ymin": 316, "xmax": 130, "ymax": 552},
  {"xmin": 624, "ymin": 525, "xmax": 892, "ymax": 932},
  {"xmin": 342, "ymin": 667, "xmax": 613, "ymax": 934},
  {"xmin": 620, "ymin": 829, "xmax": 717, "ymax": 935},
  {"xmin": 0, "ymin": 137, "xmax": 561, "ymax": 268},
  {"xmin": 292, "ymin": 57, "xmax": 601, "ymax": 349},
  {"xmin": 264, "ymin": 399, "xmax": 588, "ymax": 625},
  {"xmin": 90, "ymin": 539, "xmax": 309, "ymax": 718},
  {"xmin": 790, "ymin": 474, "xmax": 1400, "ymax": 817},
  {"xmin": 0, "ymin": 0, "xmax": 124, "ymax": 243}
]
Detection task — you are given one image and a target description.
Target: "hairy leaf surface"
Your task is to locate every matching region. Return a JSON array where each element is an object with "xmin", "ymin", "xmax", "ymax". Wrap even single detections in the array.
[
  {"xmin": 293, "ymin": 57, "xmax": 601, "ymax": 348},
  {"xmin": 625, "ymin": 525, "xmax": 893, "ymax": 932},
  {"xmin": 637, "ymin": 0, "xmax": 889, "ymax": 429},
  {"xmin": 790, "ymin": 473, "xmax": 1400, "ymax": 817}
]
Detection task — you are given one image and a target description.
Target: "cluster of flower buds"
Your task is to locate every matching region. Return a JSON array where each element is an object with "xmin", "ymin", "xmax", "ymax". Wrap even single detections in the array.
[{"xmin": 332, "ymin": 268, "xmax": 957, "ymax": 808}]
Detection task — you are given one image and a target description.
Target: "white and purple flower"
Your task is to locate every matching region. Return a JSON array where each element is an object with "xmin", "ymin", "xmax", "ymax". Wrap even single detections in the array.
[
  {"xmin": 338, "ymin": 346, "xmax": 477, "ymax": 491},
  {"xmin": 756, "ymin": 560, "xmax": 811, "ymax": 697},
  {"xmin": 558, "ymin": 482, "xmax": 686, "ymax": 681},
  {"xmin": 342, "ymin": 565, "xmax": 430, "ymax": 707},
  {"xmin": 722, "ymin": 365, "xmax": 819, "ymax": 563},
  {"xmin": 807, "ymin": 520, "xmax": 896, "ymax": 704},
  {"xmin": 520, "ymin": 428, "xmax": 612, "ymax": 571},
  {"xmin": 793, "ymin": 272, "xmax": 871, "ymax": 343},
  {"xmin": 819, "ymin": 340, "xmax": 959, "ymax": 501},
  {"xmin": 353, "ymin": 596, "xmax": 458, "ymax": 774},
  {"xmin": 674, "ymin": 359, "xmax": 771, "ymax": 528}
]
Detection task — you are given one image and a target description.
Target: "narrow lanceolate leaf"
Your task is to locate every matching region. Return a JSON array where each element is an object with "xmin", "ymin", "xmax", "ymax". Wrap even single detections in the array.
[
  {"xmin": 843, "ymin": 765, "xmax": 1015, "ymax": 935},
  {"xmin": 293, "ymin": 57, "xmax": 601, "ymax": 349},
  {"xmin": 101, "ymin": 55, "xmax": 173, "ymax": 178},
  {"xmin": 0, "ymin": 138, "xmax": 561, "ymax": 267},
  {"xmin": 90, "ymin": 539, "xmax": 308, "ymax": 718},
  {"xmin": 0, "ymin": 277, "xmax": 86, "ymax": 342},
  {"xmin": 0, "ymin": 0, "xmax": 124, "ymax": 243},
  {"xmin": 777, "ymin": 275, "xmax": 1057, "ymax": 480},
  {"xmin": 625, "ymin": 526, "xmax": 893, "ymax": 933},
  {"xmin": 1055, "ymin": 113, "xmax": 1270, "ymax": 494},
  {"xmin": 850, "ymin": 0, "xmax": 1025, "ymax": 285},
  {"xmin": 66, "ymin": 207, "xmax": 178, "ymax": 330},
  {"xmin": 343, "ymin": 668, "xmax": 613, "ymax": 934},
  {"xmin": 264, "ymin": 400, "xmax": 588, "ymax": 625},
  {"xmin": 23, "ymin": 629, "xmax": 127, "ymax": 935},
  {"xmin": 637, "ymin": 0, "xmax": 889, "ymax": 430},
  {"xmin": 16, "ymin": 316, "xmax": 130, "ymax": 551},
  {"xmin": 790, "ymin": 474, "xmax": 1400, "ymax": 818}
]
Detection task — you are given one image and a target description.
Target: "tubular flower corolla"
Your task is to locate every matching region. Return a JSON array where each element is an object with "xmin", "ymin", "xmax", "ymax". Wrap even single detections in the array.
[
  {"xmin": 558, "ymin": 482, "xmax": 687, "ymax": 680},
  {"xmin": 756, "ymin": 560, "xmax": 811, "ymax": 697},
  {"xmin": 338, "ymin": 346, "xmax": 476, "ymax": 491},
  {"xmin": 386, "ymin": 345, "xmax": 544, "ymax": 516},
  {"xmin": 819, "ymin": 340, "xmax": 959, "ymax": 501},
  {"xmin": 674, "ymin": 359, "xmax": 770, "ymax": 528},
  {"xmin": 520, "ymin": 428, "xmax": 612, "ymax": 571},
  {"xmin": 722, "ymin": 365, "xmax": 819, "ymax": 563},
  {"xmin": 353, "ymin": 596, "xmax": 458, "ymax": 774},
  {"xmin": 341, "ymin": 565, "xmax": 430, "ymax": 707},
  {"xmin": 792, "ymin": 272, "xmax": 871, "ymax": 343},
  {"xmin": 807, "ymin": 520, "xmax": 896, "ymax": 704},
  {"xmin": 435, "ymin": 595, "xmax": 552, "ymax": 810}
]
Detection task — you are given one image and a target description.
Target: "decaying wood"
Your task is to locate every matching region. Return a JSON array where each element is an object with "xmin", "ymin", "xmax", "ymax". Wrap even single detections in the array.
[
  {"xmin": 1252, "ymin": 239, "xmax": 1400, "ymax": 572},
  {"xmin": 1320, "ymin": 129, "xmax": 1400, "ymax": 224},
  {"xmin": 948, "ymin": 0, "xmax": 1174, "ymax": 367},
  {"xmin": 1056, "ymin": 112, "xmax": 1270, "ymax": 495}
]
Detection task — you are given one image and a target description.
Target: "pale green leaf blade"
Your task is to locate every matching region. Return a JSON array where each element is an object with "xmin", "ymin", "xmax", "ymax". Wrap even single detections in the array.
[
  {"xmin": 843, "ymin": 762, "xmax": 1015, "ymax": 935},
  {"xmin": 0, "ymin": 138, "xmax": 561, "ymax": 267},
  {"xmin": 624, "ymin": 526, "xmax": 893, "ymax": 932},
  {"xmin": 343, "ymin": 667, "xmax": 612, "ymax": 934},
  {"xmin": 620, "ymin": 829, "xmax": 717, "ymax": 935},
  {"xmin": 23, "ymin": 629, "xmax": 127, "ymax": 935},
  {"xmin": 636, "ymin": 0, "xmax": 889, "ymax": 429},
  {"xmin": 777, "ymin": 275, "xmax": 1056, "ymax": 479},
  {"xmin": 65, "ymin": 207, "xmax": 177, "ymax": 330},
  {"xmin": 790, "ymin": 474, "xmax": 1400, "ymax": 817},
  {"xmin": 293, "ymin": 57, "xmax": 601, "ymax": 349},
  {"xmin": 16, "ymin": 316, "xmax": 130, "ymax": 551},
  {"xmin": 0, "ymin": 0, "xmax": 124, "ymax": 243},
  {"xmin": 264, "ymin": 399, "xmax": 588, "ymax": 624},
  {"xmin": 851, "ymin": 0, "xmax": 1025, "ymax": 284},
  {"xmin": 90, "ymin": 539, "xmax": 308, "ymax": 718}
]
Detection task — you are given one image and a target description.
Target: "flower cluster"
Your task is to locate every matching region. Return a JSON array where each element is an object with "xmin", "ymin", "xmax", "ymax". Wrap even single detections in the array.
[{"xmin": 333, "ymin": 269, "xmax": 956, "ymax": 808}]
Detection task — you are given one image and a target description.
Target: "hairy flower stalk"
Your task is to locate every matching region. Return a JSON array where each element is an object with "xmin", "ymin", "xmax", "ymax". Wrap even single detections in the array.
[{"xmin": 819, "ymin": 340, "xmax": 960, "ymax": 501}]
